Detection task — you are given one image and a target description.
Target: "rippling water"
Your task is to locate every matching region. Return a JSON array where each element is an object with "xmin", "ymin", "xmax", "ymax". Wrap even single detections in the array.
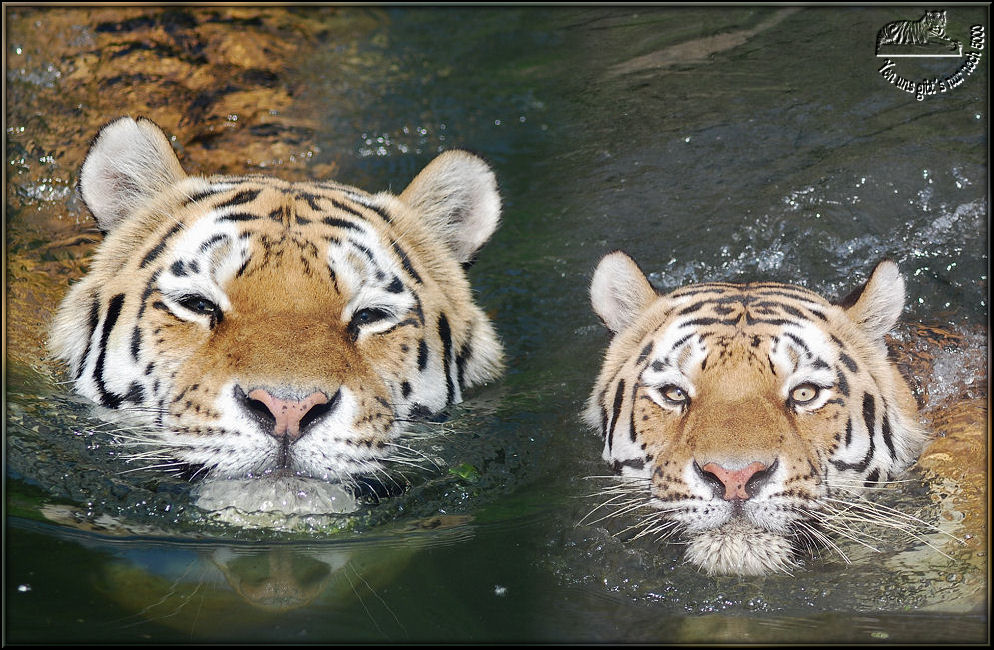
[{"xmin": 5, "ymin": 6, "xmax": 988, "ymax": 643}]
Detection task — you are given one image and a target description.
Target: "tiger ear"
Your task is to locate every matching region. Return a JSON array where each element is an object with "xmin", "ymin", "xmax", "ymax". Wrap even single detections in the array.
[
  {"xmin": 837, "ymin": 259, "xmax": 905, "ymax": 340},
  {"xmin": 79, "ymin": 116, "xmax": 186, "ymax": 233},
  {"xmin": 590, "ymin": 251, "xmax": 658, "ymax": 333},
  {"xmin": 398, "ymin": 150, "xmax": 501, "ymax": 264}
]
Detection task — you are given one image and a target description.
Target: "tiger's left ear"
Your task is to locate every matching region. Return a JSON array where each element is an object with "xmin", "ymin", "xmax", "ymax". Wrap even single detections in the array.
[
  {"xmin": 838, "ymin": 259, "xmax": 905, "ymax": 340},
  {"xmin": 399, "ymin": 150, "xmax": 501, "ymax": 264},
  {"xmin": 590, "ymin": 251, "xmax": 658, "ymax": 334},
  {"xmin": 79, "ymin": 116, "xmax": 186, "ymax": 233}
]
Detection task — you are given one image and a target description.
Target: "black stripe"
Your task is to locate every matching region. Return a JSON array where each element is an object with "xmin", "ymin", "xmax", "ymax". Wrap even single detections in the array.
[
  {"xmin": 612, "ymin": 458, "xmax": 645, "ymax": 472},
  {"xmin": 417, "ymin": 339, "xmax": 429, "ymax": 371},
  {"xmin": 76, "ymin": 297, "xmax": 101, "ymax": 380},
  {"xmin": 198, "ymin": 234, "xmax": 227, "ymax": 252},
  {"xmin": 861, "ymin": 393, "xmax": 875, "ymax": 438},
  {"xmin": 628, "ymin": 382, "xmax": 639, "ymax": 442},
  {"xmin": 456, "ymin": 341, "xmax": 470, "ymax": 389},
  {"xmin": 607, "ymin": 379, "xmax": 626, "ymax": 455},
  {"xmin": 744, "ymin": 315, "xmax": 799, "ymax": 327},
  {"xmin": 322, "ymin": 216, "xmax": 362, "ymax": 231},
  {"xmin": 836, "ymin": 369, "xmax": 850, "ymax": 397},
  {"xmin": 392, "ymin": 241, "xmax": 422, "ymax": 284},
  {"xmin": 330, "ymin": 198, "xmax": 367, "ymax": 220},
  {"xmin": 438, "ymin": 313, "xmax": 455, "ymax": 404},
  {"xmin": 680, "ymin": 317, "xmax": 738, "ymax": 327},
  {"xmin": 784, "ymin": 332, "xmax": 810, "ymax": 353},
  {"xmin": 839, "ymin": 351, "xmax": 858, "ymax": 373},
  {"xmin": 182, "ymin": 188, "xmax": 221, "ymax": 206},
  {"xmin": 296, "ymin": 191, "xmax": 322, "ymax": 211},
  {"xmin": 358, "ymin": 200, "xmax": 393, "ymax": 223},
  {"xmin": 218, "ymin": 212, "xmax": 260, "ymax": 222},
  {"xmin": 124, "ymin": 381, "xmax": 145, "ymax": 404},
  {"xmin": 93, "ymin": 294, "xmax": 126, "ymax": 408},
  {"xmin": 236, "ymin": 257, "xmax": 251, "ymax": 277},
  {"xmin": 139, "ymin": 223, "xmax": 183, "ymax": 268},
  {"xmin": 215, "ymin": 189, "xmax": 261, "ymax": 210},
  {"xmin": 636, "ymin": 342, "xmax": 653, "ymax": 366},
  {"xmin": 831, "ymin": 411, "xmax": 874, "ymax": 474},
  {"xmin": 129, "ymin": 325, "xmax": 142, "ymax": 361},
  {"xmin": 136, "ymin": 269, "xmax": 161, "ymax": 320},
  {"xmin": 881, "ymin": 409, "xmax": 896, "ymax": 459}
]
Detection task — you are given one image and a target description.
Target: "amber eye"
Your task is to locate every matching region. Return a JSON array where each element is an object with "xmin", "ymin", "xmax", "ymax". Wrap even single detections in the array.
[
  {"xmin": 660, "ymin": 385, "xmax": 689, "ymax": 405},
  {"xmin": 790, "ymin": 383, "xmax": 820, "ymax": 405}
]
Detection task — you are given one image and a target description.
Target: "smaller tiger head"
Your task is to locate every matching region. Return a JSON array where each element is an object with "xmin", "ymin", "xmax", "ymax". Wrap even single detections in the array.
[
  {"xmin": 925, "ymin": 10, "xmax": 947, "ymax": 30},
  {"xmin": 585, "ymin": 252, "xmax": 925, "ymax": 576},
  {"xmin": 50, "ymin": 117, "xmax": 504, "ymax": 513}
]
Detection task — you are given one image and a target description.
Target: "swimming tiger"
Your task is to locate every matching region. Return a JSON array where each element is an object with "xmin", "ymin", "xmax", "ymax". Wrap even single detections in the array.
[
  {"xmin": 876, "ymin": 10, "xmax": 958, "ymax": 51},
  {"xmin": 49, "ymin": 116, "xmax": 504, "ymax": 513},
  {"xmin": 584, "ymin": 251, "xmax": 926, "ymax": 576}
]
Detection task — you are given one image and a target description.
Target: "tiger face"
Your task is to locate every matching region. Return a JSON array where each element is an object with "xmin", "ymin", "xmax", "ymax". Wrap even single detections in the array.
[
  {"xmin": 925, "ymin": 10, "xmax": 947, "ymax": 34},
  {"xmin": 50, "ymin": 117, "xmax": 504, "ymax": 512},
  {"xmin": 585, "ymin": 252, "xmax": 925, "ymax": 576}
]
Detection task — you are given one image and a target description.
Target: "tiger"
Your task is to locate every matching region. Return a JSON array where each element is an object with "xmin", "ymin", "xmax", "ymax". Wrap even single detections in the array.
[
  {"xmin": 876, "ymin": 10, "xmax": 958, "ymax": 52},
  {"xmin": 49, "ymin": 116, "xmax": 504, "ymax": 514},
  {"xmin": 584, "ymin": 251, "xmax": 926, "ymax": 576}
]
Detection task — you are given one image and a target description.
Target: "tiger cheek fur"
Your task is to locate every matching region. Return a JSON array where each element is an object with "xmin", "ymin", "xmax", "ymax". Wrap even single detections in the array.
[
  {"xmin": 586, "ymin": 251, "xmax": 925, "ymax": 576},
  {"xmin": 49, "ymin": 116, "xmax": 504, "ymax": 502}
]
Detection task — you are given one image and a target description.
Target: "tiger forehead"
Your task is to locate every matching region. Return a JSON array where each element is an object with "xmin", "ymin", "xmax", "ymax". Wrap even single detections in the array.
[
  {"xmin": 180, "ymin": 177, "xmax": 389, "ymax": 230},
  {"xmin": 667, "ymin": 282, "xmax": 832, "ymax": 324}
]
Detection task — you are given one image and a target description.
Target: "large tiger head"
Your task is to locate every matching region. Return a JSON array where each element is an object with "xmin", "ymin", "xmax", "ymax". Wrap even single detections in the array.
[
  {"xmin": 50, "ymin": 117, "xmax": 504, "ymax": 513},
  {"xmin": 584, "ymin": 251, "xmax": 926, "ymax": 576}
]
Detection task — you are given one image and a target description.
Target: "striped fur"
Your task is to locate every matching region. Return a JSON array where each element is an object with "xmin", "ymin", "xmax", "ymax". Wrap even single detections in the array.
[
  {"xmin": 50, "ymin": 117, "xmax": 503, "ymax": 504},
  {"xmin": 585, "ymin": 251, "xmax": 925, "ymax": 575},
  {"xmin": 877, "ymin": 10, "xmax": 953, "ymax": 49}
]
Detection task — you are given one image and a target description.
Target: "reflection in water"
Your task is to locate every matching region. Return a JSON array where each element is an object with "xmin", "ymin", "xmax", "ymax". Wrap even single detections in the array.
[{"xmin": 212, "ymin": 548, "xmax": 342, "ymax": 612}]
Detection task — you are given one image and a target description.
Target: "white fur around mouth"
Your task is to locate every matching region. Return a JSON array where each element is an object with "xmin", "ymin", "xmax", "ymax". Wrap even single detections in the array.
[
  {"xmin": 683, "ymin": 519, "xmax": 796, "ymax": 576},
  {"xmin": 193, "ymin": 476, "xmax": 359, "ymax": 524}
]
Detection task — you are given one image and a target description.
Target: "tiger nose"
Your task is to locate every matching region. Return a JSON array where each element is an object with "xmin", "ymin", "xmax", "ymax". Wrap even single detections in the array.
[
  {"xmin": 697, "ymin": 460, "xmax": 774, "ymax": 500},
  {"xmin": 242, "ymin": 387, "xmax": 332, "ymax": 442}
]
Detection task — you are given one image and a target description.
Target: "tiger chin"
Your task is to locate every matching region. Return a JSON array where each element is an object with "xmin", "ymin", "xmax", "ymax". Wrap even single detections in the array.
[
  {"xmin": 584, "ymin": 251, "xmax": 926, "ymax": 576},
  {"xmin": 49, "ymin": 116, "xmax": 504, "ymax": 517}
]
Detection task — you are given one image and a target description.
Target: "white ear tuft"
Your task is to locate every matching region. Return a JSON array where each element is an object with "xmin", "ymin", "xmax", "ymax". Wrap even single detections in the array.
[
  {"xmin": 79, "ymin": 116, "xmax": 186, "ymax": 232},
  {"xmin": 399, "ymin": 150, "xmax": 501, "ymax": 264},
  {"xmin": 840, "ymin": 259, "xmax": 906, "ymax": 340},
  {"xmin": 590, "ymin": 251, "xmax": 658, "ymax": 333}
]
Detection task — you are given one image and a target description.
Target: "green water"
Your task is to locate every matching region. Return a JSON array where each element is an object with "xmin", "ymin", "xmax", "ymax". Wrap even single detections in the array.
[{"xmin": 5, "ymin": 6, "xmax": 988, "ymax": 643}]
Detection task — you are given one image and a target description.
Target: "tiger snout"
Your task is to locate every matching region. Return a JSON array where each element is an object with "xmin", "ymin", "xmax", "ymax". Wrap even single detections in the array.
[
  {"xmin": 235, "ymin": 385, "xmax": 340, "ymax": 442},
  {"xmin": 694, "ymin": 460, "xmax": 776, "ymax": 502}
]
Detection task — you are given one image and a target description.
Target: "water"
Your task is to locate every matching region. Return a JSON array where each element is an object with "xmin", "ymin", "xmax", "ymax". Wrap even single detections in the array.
[{"xmin": 5, "ymin": 6, "xmax": 988, "ymax": 643}]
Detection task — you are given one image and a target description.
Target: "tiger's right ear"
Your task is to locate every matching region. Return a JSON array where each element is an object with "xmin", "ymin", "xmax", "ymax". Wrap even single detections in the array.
[
  {"xmin": 590, "ymin": 251, "xmax": 658, "ymax": 334},
  {"xmin": 79, "ymin": 116, "xmax": 186, "ymax": 233},
  {"xmin": 837, "ymin": 259, "xmax": 906, "ymax": 341}
]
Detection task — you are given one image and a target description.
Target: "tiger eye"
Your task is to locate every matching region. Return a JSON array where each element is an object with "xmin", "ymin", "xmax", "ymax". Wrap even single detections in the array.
[
  {"xmin": 661, "ymin": 385, "xmax": 689, "ymax": 404},
  {"xmin": 790, "ymin": 383, "xmax": 820, "ymax": 404}
]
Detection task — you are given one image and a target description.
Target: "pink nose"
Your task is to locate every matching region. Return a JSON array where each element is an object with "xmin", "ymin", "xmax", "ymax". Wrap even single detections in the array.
[
  {"xmin": 247, "ymin": 388, "xmax": 330, "ymax": 442},
  {"xmin": 700, "ymin": 461, "xmax": 769, "ymax": 500}
]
